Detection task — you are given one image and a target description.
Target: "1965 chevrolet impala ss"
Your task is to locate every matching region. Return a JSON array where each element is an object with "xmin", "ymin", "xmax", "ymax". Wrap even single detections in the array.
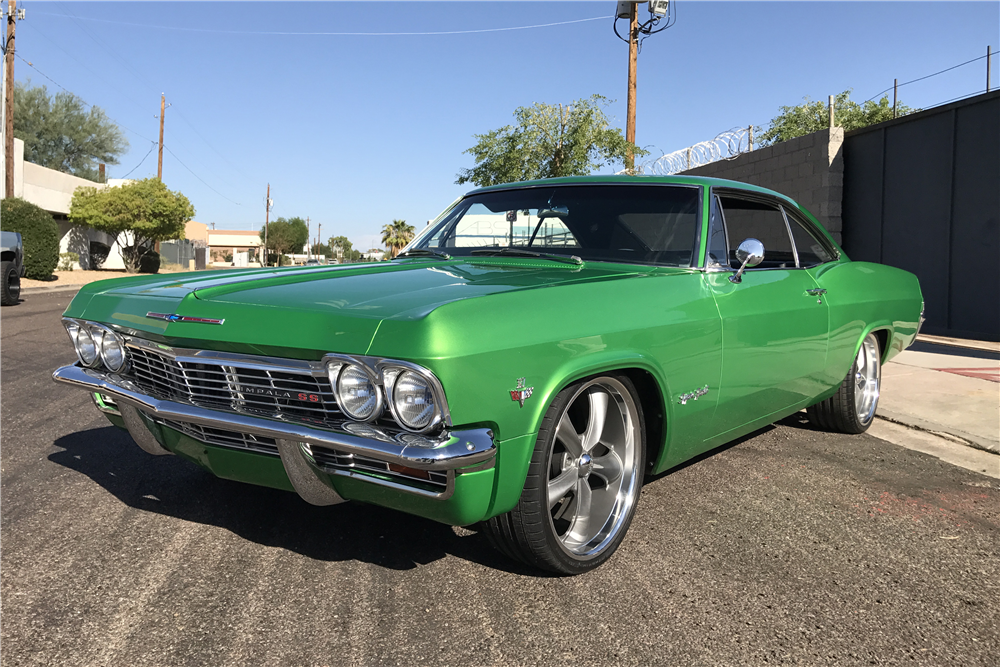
[{"xmin": 53, "ymin": 175, "xmax": 923, "ymax": 574}]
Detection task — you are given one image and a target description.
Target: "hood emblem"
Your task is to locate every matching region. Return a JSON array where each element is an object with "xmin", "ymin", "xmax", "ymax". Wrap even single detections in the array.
[
  {"xmin": 509, "ymin": 377, "xmax": 534, "ymax": 407},
  {"xmin": 146, "ymin": 312, "xmax": 225, "ymax": 325}
]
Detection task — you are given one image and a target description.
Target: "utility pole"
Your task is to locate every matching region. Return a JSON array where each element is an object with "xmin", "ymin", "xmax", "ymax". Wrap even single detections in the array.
[
  {"xmin": 614, "ymin": 1, "xmax": 674, "ymax": 174},
  {"xmin": 263, "ymin": 183, "xmax": 272, "ymax": 267},
  {"xmin": 4, "ymin": 0, "xmax": 18, "ymax": 199},
  {"xmin": 317, "ymin": 222, "xmax": 321, "ymax": 260},
  {"xmin": 306, "ymin": 216, "xmax": 311, "ymax": 260},
  {"xmin": 828, "ymin": 95, "xmax": 835, "ymax": 129},
  {"xmin": 625, "ymin": 4, "xmax": 638, "ymax": 173},
  {"xmin": 157, "ymin": 94, "xmax": 166, "ymax": 179},
  {"xmin": 892, "ymin": 79, "xmax": 898, "ymax": 119},
  {"xmin": 988, "ymin": 46, "xmax": 992, "ymax": 93}
]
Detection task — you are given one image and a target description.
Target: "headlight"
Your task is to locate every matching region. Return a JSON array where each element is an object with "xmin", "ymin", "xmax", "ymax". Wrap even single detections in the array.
[
  {"xmin": 336, "ymin": 364, "xmax": 380, "ymax": 421},
  {"xmin": 100, "ymin": 330, "xmax": 127, "ymax": 372},
  {"xmin": 76, "ymin": 326, "xmax": 100, "ymax": 366},
  {"xmin": 391, "ymin": 371, "xmax": 437, "ymax": 430}
]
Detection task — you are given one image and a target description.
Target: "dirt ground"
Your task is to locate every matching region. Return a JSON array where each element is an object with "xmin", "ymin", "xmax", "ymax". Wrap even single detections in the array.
[{"xmin": 20, "ymin": 265, "xmax": 199, "ymax": 289}]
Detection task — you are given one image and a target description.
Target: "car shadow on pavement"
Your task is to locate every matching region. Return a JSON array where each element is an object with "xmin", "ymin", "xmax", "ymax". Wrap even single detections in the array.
[{"xmin": 48, "ymin": 426, "xmax": 540, "ymax": 576}]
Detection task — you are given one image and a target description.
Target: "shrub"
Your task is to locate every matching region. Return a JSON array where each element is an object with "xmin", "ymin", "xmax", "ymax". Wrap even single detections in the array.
[
  {"xmin": 58, "ymin": 252, "xmax": 79, "ymax": 271},
  {"xmin": 89, "ymin": 241, "xmax": 110, "ymax": 269},
  {"xmin": 137, "ymin": 249, "xmax": 160, "ymax": 274},
  {"xmin": 0, "ymin": 198, "xmax": 60, "ymax": 279}
]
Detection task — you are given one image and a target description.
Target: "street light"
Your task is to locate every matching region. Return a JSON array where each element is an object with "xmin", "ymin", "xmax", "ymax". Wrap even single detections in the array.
[{"xmin": 614, "ymin": 1, "xmax": 678, "ymax": 173}]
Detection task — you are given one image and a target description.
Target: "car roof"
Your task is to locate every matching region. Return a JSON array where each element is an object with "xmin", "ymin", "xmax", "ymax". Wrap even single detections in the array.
[{"xmin": 465, "ymin": 174, "xmax": 800, "ymax": 209}]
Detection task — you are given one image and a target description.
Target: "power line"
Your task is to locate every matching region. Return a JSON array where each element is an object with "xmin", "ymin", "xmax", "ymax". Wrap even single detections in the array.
[
  {"xmin": 170, "ymin": 105, "xmax": 255, "ymax": 183},
  {"xmin": 864, "ymin": 51, "xmax": 999, "ymax": 103},
  {"xmin": 31, "ymin": 11, "xmax": 611, "ymax": 36},
  {"xmin": 163, "ymin": 145, "xmax": 241, "ymax": 206},
  {"xmin": 13, "ymin": 52, "xmax": 156, "ymax": 143},
  {"xmin": 120, "ymin": 142, "xmax": 157, "ymax": 179}
]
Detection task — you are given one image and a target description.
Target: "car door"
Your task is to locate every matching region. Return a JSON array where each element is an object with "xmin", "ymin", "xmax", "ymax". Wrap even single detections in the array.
[{"xmin": 703, "ymin": 190, "xmax": 830, "ymax": 438}]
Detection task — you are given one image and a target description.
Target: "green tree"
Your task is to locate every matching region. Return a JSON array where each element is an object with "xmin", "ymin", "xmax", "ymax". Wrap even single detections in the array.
[
  {"xmin": 69, "ymin": 178, "xmax": 194, "ymax": 273},
  {"xmin": 13, "ymin": 81, "xmax": 129, "ymax": 181},
  {"xmin": 312, "ymin": 242, "xmax": 332, "ymax": 259},
  {"xmin": 328, "ymin": 235, "xmax": 363, "ymax": 262},
  {"xmin": 456, "ymin": 95, "xmax": 646, "ymax": 187},
  {"xmin": 259, "ymin": 216, "xmax": 308, "ymax": 266},
  {"xmin": 756, "ymin": 89, "xmax": 918, "ymax": 147},
  {"xmin": 381, "ymin": 220, "xmax": 414, "ymax": 258}
]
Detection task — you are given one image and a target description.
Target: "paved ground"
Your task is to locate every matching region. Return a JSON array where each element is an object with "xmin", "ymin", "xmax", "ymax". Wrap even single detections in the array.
[{"xmin": 2, "ymin": 292, "xmax": 999, "ymax": 667}]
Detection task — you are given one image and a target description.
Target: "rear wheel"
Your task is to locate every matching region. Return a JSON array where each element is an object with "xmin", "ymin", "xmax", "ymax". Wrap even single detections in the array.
[
  {"xmin": 484, "ymin": 374, "xmax": 645, "ymax": 574},
  {"xmin": 1, "ymin": 261, "xmax": 20, "ymax": 306},
  {"xmin": 807, "ymin": 332, "xmax": 881, "ymax": 434}
]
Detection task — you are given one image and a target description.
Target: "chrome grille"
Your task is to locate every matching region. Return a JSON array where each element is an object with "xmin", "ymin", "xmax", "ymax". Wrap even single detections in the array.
[
  {"xmin": 126, "ymin": 344, "xmax": 340, "ymax": 425},
  {"xmin": 149, "ymin": 415, "xmax": 447, "ymax": 491}
]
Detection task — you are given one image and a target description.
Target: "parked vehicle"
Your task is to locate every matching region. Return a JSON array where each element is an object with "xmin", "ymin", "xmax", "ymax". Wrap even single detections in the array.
[
  {"xmin": 1, "ymin": 230, "xmax": 24, "ymax": 306},
  {"xmin": 53, "ymin": 176, "xmax": 923, "ymax": 573}
]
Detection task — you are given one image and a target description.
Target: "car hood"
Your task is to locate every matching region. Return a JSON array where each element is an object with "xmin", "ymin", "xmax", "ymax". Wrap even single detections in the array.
[{"xmin": 65, "ymin": 259, "xmax": 669, "ymax": 356}]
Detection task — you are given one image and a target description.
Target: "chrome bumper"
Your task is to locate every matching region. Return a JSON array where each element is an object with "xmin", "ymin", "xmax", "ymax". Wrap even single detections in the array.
[{"xmin": 53, "ymin": 363, "xmax": 496, "ymax": 473}]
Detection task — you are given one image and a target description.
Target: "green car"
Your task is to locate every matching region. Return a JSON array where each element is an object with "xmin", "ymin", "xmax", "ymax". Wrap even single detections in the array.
[{"xmin": 53, "ymin": 175, "xmax": 923, "ymax": 574}]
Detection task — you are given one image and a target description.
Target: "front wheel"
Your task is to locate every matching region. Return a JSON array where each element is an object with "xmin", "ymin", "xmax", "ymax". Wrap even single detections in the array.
[
  {"xmin": 1, "ymin": 261, "xmax": 20, "ymax": 306},
  {"xmin": 807, "ymin": 332, "xmax": 881, "ymax": 434},
  {"xmin": 483, "ymin": 374, "xmax": 645, "ymax": 574}
]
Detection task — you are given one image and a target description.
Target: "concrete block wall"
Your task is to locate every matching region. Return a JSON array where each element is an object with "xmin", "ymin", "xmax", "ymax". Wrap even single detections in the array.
[{"xmin": 681, "ymin": 128, "xmax": 845, "ymax": 243}]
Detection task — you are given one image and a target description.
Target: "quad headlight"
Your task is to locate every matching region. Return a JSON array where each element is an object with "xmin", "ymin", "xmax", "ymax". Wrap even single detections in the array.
[
  {"xmin": 63, "ymin": 319, "xmax": 128, "ymax": 371},
  {"xmin": 390, "ymin": 371, "xmax": 437, "ymax": 430},
  {"xmin": 326, "ymin": 356, "xmax": 447, "ymax": 432},
  {"xmin": 334, "ymin": 364, "xmax": 381, "ymax": 421}
]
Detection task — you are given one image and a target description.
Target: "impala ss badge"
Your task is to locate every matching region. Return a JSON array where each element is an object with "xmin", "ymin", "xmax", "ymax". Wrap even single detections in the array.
[
  {"xmin": 510, "ymin": 377, "xmax": 534, "ymax": 407},
  {"xmin": 146, "ymin": 312, "xmax": 225, "ymax": 325},
  {"xmin": 678, "ymin": 385, "xmax": 709, "ymax": 405}
]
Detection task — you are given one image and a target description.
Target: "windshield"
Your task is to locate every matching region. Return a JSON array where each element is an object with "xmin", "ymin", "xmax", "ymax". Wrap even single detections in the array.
[{"xmin": 411, "ymin": 185, "xmax": 701, "ymax": 267}]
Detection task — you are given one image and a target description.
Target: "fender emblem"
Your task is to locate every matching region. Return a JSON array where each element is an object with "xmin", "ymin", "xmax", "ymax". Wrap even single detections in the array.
[
  {"xmin": 510, "ymin": 377, "xmax": 534, "ymax": 407},
  {"xmin": 146, "ymin": 312, "xmax": 225, "ymax": 325},
  {"xmin": 678, "ymin": 385, "xmax": 709, "ymax": 405}
]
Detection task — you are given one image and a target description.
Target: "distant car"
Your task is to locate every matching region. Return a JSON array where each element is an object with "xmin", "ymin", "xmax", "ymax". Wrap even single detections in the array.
[
  {"xmin": 1, "ymin": 230, "xmax": 24, "ymax": 306},
  {"xmin": 53, "ymin": 175, "xmax": 923, "ymax": 574},
  {"xmin": 305, "ymin": 258, "xmax": 323, "ymax": 266}
]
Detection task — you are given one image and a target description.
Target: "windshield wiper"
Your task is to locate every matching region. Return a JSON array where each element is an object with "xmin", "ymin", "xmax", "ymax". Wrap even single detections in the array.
[
  {"xmin": 394, "ymin": 248, "xmax": 452, "ymax": 260},
  {"xmin": 470, "ymin": 247, "xmax": 583, "ymax": 265}
]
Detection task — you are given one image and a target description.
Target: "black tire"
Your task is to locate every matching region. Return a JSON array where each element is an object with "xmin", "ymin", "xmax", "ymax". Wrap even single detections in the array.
[
  {"xmin": 483, "ymin": 374, "xmax": 646, "ymax": 575},
  {"xmin": 807, "ymin": 332, "xmax": 881, "ymax": 434},
  {"xmin": 1, "ymin": 260, "xmax": 20, "ymax": 306}
]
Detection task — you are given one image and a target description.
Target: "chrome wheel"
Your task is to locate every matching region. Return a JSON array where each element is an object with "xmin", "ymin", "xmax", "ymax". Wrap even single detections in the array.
[
  {"xmin": 546, "ymin": 377, "xmax": 641, "ymax": 559},
  {"xmin": 854, "ymin": 334, "xmax": 881, "ymax": 425}
]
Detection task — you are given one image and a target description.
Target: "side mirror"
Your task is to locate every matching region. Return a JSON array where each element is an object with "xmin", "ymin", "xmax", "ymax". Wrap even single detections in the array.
[{"xmin": 729, "ymin": 238, "xmax": 764, "ymax": 284}]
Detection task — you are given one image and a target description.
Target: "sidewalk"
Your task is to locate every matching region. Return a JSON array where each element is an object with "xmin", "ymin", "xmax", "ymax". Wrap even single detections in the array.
[{"xmin": 880, "ymin": 339, "xmax": 1000, "ymax": 455}]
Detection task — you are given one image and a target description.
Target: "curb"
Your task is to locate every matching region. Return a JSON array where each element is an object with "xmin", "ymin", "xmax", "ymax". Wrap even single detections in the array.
[
  {"xmin": 876, "ymin": 409, "xmax": 1000, "ymax": 456},
  {"xmin": 20, "ymin": 284, "xmax": 84, "ymax": 296}
]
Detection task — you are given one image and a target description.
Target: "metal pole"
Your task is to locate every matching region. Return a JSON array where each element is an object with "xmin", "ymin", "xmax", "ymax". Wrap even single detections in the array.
[
  {"xmin": 4, "ymin": 0, "xmax": 17, "ymax": 198},
  {"xmin": 157, "ymin": 94, "xmax": 165, "ymax": 179},
  {"xmin": 748, "ymin": 125, "xmax": 753, "ymax": 152},
  {"xmin": 828, "ymin": 95, "xmax": 835, "ymax": 129},
  {"xmin": 893, "ymin": 79, "xmax": 898, "ymax": 119},
  {"xmin": 264, "ymin": 183, "xmax": 270, "ymax": 267},
  {"xmin": 988, "ymin": 46, "xmax": 992, "ymax": 93},
  {"xmin": 625, "ymin": 3, "xmax": 638, "ymax": 173}
]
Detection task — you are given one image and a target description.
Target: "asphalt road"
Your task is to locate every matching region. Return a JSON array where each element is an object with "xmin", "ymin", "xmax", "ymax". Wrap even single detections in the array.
[{"xmin": 2, "ymin": 291, "xmax": 998, "ymax": 667}]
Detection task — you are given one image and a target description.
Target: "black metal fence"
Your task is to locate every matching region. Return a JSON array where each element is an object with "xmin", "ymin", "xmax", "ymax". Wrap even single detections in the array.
[{"xmin": 842, "ymin": 91, "xmax": 1000, "ymax": 341}]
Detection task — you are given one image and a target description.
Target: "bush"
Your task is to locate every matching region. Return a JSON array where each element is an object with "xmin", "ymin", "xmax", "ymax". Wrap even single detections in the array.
[
  {"xmin": 89, "ymin": 241, "xmax": 110, "ymax": 269},
  {"xmin": 138, "ymin": 249, "xmax": 160, "ymax": 274},
  {"xmin": 58, "ymin": 252, "xmax": 79, "ymax": 271},
  {"xmin": 0, "ymin": 198, "xmax": 60, "ymax": 279}
]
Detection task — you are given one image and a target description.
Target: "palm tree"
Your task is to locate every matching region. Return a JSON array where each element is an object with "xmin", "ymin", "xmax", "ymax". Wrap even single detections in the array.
[{"xmin": 381, "ymin": 219, "xmax": 416, "ymax": 258}]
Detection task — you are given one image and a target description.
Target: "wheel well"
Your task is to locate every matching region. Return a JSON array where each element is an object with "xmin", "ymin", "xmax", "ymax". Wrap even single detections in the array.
[
  {"xmin": 872, "ymin": 328, "xmax": 889, "ymax": 360},
  {"xmin": 1, "ymin": 251, "xmax": 15, "ymax": 263},
  {"xmin": 617, "ymin": 368, "xmax": 665, "ymax": 474}
]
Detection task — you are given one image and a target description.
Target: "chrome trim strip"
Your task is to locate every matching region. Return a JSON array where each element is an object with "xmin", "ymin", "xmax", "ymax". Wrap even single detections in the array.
[
  {"xmin": 53, "ymin": 363, "xmax": 495, "ymax": 472},
  {"xmin": 91, "ymin": 392, "xmax": 122, "ymax": 416}
]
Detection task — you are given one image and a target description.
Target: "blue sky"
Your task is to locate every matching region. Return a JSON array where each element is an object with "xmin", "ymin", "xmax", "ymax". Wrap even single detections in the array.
[{"xmin": 11, "ymin": 1, "xmax": 999, "ymax": 251}]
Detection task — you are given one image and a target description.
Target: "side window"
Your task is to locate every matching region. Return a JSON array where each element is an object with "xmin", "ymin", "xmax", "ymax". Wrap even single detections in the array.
[
  {"xmin": 782, "ymin": 207, "xmax": 836, "ymax": 267},
  {"xmin": 717, "ymin": 195, "xmax": 796, "ymax": 269},
  {"xmin": 706, "ymin": 195, "xmax": 728, "ymax": 268}
]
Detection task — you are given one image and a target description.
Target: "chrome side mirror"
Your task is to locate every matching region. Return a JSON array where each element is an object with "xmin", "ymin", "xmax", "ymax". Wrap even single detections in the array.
[{"xmin": 729, "ymin": 238, "xmax": 765, "ymax": 284}]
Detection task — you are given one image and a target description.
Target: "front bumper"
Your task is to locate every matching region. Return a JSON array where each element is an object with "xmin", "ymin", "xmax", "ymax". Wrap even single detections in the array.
[{"xmin": 53, "ymin": 363, "xmax": 496, "ymax": 504}]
